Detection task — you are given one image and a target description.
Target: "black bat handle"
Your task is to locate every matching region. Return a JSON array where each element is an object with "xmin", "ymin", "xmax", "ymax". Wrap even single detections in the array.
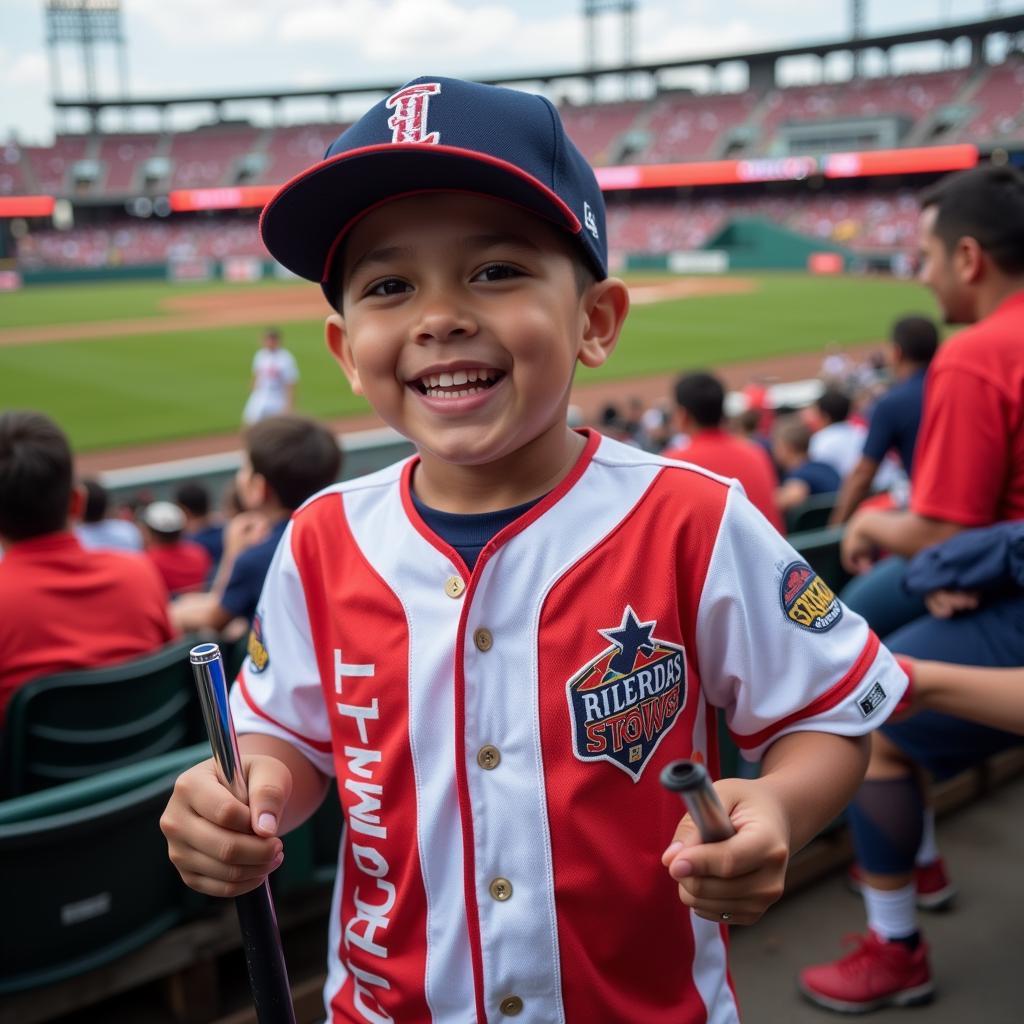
[{"xmin": 190, "ymin": 642, "xmax": 297, "ymax": 1024}]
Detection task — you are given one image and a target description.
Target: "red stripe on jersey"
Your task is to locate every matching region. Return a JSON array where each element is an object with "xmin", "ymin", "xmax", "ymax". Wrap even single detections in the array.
[
  {"xmin": 289, "ymin": 493, "xmax": 433, "ymax": 1023},
  {"xmin": 730, "ymin": 631, "xmax": 881, "ymax": 751},
  {"xmin": 236, "ymin": 669, "xmax": 334, "ymax": 753},
  {"xmin": 538, "ymin": 466, "xmax": 729, "ymax": 1022}
]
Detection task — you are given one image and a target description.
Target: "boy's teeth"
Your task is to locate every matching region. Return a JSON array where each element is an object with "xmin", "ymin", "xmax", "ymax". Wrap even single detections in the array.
[
  {"xmin": 452, "ymin": 370, "xmax": 468, "ymax": 386},
  {"xmin": 467, "ymin": 368, "xmax": 479, "ymax": 382}
]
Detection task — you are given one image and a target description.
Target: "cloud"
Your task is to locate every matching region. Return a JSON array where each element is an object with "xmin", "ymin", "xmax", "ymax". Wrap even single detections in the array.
[{"xmin": 5, "ymin": 52, "xmax": 48, "ymax": 87}]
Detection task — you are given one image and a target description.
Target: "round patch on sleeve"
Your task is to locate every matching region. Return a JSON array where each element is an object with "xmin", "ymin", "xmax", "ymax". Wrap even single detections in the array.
[
  {"xmin": 780, "ymin": 561, "xmax": 843, "ymax": 632},
  {"xmin": 247, "ymin": 613, "xmax": 270, "ymax": 673}
]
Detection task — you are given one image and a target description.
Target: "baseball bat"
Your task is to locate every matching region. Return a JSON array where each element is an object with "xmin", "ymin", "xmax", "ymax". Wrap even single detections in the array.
[
  {"xmin": 190, "ymin": 642, "xmax": 297, "ymax": 1024},
  {"xmin": 660, "ymin": 759, "xmax": 736, "ymax": 843}
]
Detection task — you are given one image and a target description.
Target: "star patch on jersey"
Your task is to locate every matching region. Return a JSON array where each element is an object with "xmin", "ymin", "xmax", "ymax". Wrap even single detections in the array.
[
  {"xmin": 780, "ymin": 561, "xmax": 843, "ymax": 632},
  {"xmin": 246, "ymin": 613, "xmax": 270, "ymax": 673},
  {"xmin": 566, "ymin": 606, "xmax": 686, "ymax": 781}
]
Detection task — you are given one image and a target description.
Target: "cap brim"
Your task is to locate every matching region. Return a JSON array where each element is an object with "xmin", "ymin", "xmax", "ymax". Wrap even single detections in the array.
[{"xmin": 259, "ymin": 144, "xmax": 583, "ymax": 287}]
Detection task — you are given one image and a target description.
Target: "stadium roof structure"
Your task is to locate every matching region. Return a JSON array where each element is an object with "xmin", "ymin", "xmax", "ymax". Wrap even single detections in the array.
[{"xmin": 53, "ymin": 12, "xmax": 1024, "ymax": 115}]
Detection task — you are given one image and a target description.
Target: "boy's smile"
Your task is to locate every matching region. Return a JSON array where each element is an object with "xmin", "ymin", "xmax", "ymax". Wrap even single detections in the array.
[{"xmin": 326, "ymin": 193, "xmax": 628, "ymax": 509}]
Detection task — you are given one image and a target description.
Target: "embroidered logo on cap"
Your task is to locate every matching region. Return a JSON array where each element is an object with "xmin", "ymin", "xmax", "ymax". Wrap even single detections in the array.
[
  {"xmin": 566, "ymin": 606, "xmax": 686, "ymax": 781},
  {"xmin": 386, "ymin": 82, "xmax": 442, "ymax": 144},
  {"xmin": 583, "ymin": 201, "xmax": 599, "ymax": 239}
]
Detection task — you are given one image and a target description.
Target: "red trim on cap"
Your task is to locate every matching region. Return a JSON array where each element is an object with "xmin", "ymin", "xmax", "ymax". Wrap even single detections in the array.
[{"xmin": 259, "ymin": 142, "xmax": 583, "ymax": 277}]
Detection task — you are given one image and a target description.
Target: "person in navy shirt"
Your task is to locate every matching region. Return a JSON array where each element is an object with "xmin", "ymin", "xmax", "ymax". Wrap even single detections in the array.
[
  {"xmin": 171, "ymin": 415, "xmax": 342, "ymax": 633},
  {"xmin": 773, "ymin": 415, "xmax": 840, "ymax": 515},
  {"xmin": 831, "ymin": 316, "xmax": 939, "ymax": 524}
]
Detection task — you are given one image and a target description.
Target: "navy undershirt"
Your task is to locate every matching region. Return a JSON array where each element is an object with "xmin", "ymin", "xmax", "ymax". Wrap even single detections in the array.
[{"xmin": 410, "ymin": 490, "xmax": 544, "ymax": 570}]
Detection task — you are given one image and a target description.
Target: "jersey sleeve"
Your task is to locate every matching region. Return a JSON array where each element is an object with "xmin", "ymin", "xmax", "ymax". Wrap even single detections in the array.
[
  {"xmin": 911, "ymin": 364, "xmax": 1009, "ymax": 525},
  {"xmin": 229, "ymin": 521, "xmax": 335, "ymax": 776},
  {"xmin": 695, "ymin": 485, "xmax": 908, "ymax": 761},
  {"xmin": 860, "ymin": 394, "xmax": 897, "ymax": 466}
]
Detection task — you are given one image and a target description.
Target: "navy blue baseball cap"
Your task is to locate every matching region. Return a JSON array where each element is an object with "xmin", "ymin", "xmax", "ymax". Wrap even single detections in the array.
[{"xmin": 259, "ymin": 76, "xmax": 608, "ymax": 309}]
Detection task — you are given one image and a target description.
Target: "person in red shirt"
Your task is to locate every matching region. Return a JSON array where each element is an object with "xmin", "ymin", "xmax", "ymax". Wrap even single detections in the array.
[
  {"xmin": 140, "ymin": 500, "xmax": 213, "ymax": 596},
  {"xmin": 662, "ymin": 370, "xmax": 784, "ymax": 532},
  {"xmin": 0, "ymin": 411, "xmax": 175, "ymax": 726},
  {"xmin": 803, "ymin": 164, "xmax": 1024, "ymax": 1013}
]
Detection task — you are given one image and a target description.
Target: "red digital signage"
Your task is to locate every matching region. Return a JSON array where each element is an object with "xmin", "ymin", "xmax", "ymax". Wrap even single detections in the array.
[
  {"xmin": 168, "ymin": 185, "xmax": 278, "ymax": 212},
  {"xmin": 823, "ymin": 144, "xmax": 978, "ymax": 178},
  {"xmin": 0, "ymin": 196, "xmax": 56, "ymax": 218}
]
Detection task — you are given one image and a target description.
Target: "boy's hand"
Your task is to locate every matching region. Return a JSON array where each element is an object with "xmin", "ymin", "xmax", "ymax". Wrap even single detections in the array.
[
  {"xmin": 660, "ymin": 778, "xmax": 790, "ymax": 926},
  {"xmin": 160, "ymin": 754, "xmax": 291, "ymax": 898}
]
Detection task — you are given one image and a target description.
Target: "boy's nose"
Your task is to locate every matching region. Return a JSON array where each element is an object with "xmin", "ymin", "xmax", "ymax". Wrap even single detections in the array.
[{"xmin": 413, "ymin": 293, "xmax": 478, "ymax": 344}]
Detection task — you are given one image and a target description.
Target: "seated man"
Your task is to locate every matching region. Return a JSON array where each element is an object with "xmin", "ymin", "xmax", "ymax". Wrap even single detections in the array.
[
  {"xmin": 171, "ymin": 415, "xmax": 342, "ymax": 634},
  {"xmin": 663, "ymin": 370, "xmax": 783, "ymax": 532},
  {"xmin": 772, "ymin": 415, "xmax": 840, "ymax": 516},
  {"xmin": 176, "ymin": 481, "xmax": 224, "ymax": 567},
  {"xmin": 0, "ymin": 411, "xmax": 175, "ymax": 726},
  {"xmin": 830, "ymin": 316, "xmax": 939, "ymax": 525},
  {"xmin": 808, "ymin": 388, "xmax": 865, "ymax": 482}
]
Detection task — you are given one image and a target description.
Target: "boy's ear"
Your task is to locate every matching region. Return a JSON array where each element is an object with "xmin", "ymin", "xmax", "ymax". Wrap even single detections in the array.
[
  {"xmin": 325, "ymin": 313, "xmax": 364, "ymax": 396},
  {"xmin": 577, "ymin": 277, "xmax": 630, "ymax": 370}
]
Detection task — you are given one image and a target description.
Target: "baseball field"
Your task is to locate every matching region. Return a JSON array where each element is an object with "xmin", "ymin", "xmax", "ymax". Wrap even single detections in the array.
[{"xmin": 0, "ymin": 272, "xmax": 938, "ymax": 455}]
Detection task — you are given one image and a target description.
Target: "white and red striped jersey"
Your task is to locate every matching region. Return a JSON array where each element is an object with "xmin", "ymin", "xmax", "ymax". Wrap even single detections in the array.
[{"xmin": 231, "ymin": 429, "xmax": 907, "ymax": 1024}]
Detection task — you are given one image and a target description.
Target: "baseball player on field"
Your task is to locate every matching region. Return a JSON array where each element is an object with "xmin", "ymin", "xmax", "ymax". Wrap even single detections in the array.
[
  {"xmin": 242, "ymin": 327, "xmax": 299, "ymax": 424},
  {"xmin": 161, "ymin": 77, "xmax": 908, "ymax": 1023}
]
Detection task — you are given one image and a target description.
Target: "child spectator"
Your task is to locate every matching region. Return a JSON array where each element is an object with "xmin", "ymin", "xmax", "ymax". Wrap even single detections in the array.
[
  {"xmin": 141, "ymin": 501, "xmax": 213, "ymax": 596},
  {"xmin": 170, "ymin": 414, "xmax": 341, "ymax": 633},
  {"xmin": 809, "ymin": 388, "xmax": 865, "ymax": 481},
  {"xmin": 160, "ymin": 77, "xmax": 904, "ymax": 1024},
  {"xmin": 773, "ymin": 415, "xmax": 841, "ymax": 514}
]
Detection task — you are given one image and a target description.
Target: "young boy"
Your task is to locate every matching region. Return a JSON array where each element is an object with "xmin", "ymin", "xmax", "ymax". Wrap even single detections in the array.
[{"xmin": 161, "ymin": 77, "xmax": 907, "ymax": 1023}]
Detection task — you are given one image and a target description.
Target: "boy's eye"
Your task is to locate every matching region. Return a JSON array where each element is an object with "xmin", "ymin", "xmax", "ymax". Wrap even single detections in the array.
[
  {"xmin": 473, "ymin": 263, "xmax": 523, "ymax": 283},
  {"xmin": 367, "ymin": 277, "xmax": 410, "ymax": 297}
]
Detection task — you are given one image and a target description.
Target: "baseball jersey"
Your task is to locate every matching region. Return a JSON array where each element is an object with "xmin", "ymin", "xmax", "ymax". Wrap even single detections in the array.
[
  {"xmin": 231, "ymin": 429, "xmax": 907, "ymax": 1024},
  {"xmin": 242, "ymin": 347, "xmax": 299, "ymax": 424}
]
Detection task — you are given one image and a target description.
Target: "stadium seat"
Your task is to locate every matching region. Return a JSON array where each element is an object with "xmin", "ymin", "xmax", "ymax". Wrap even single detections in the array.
[
  {"xmin": 786, "ymin": 491, "xmax": 839, "ymax": 534},
  {"xmin": 1, "ymin": 637, "xmax": 203, "ymax": 798},
  {"xmin": 789, "ymin": 524, "xmax": 852, "ymax": 594},
  {"xmin": 0, "ymin": 743, "xmax": 209, "ymax": 995}
]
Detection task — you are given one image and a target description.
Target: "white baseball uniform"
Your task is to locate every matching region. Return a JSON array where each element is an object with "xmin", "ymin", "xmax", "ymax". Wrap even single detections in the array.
[
  {"xmin": 231, "ymin": 429, "xmax": 907, "ymax": 1024},
  {"xmin": 242, "ymin": 346, "xmax": 299, "ymax": 424}
]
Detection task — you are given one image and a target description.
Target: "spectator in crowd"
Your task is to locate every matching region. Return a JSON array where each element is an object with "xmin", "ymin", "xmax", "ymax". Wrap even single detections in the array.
[
  {"xmin": 802, "ymin": 164, "xmax": 1024, "ymax": 1015},
  {"xmin": 140, "ymin": 500, "xmax": 213, "ymax": 596},
  {"xmin": 176, "ymin": 481, "xmax": 224, "ymax": 566},
  {"xmin": 73, "ymin": 477, "xmax": 143, "ymax": 552},
  {"xmin": 808, "ymin": 388, "xmax": 865, "ymax": 481},
  {"xmin": 0, "ymin": 411, "xmax": 174, "ymax": 726},
  {"xmin": 663, "ymin": 370, "xmax": 784, "ymax": 532},
  {"xmin": 772, "ymin": 415, "xmax": 841, "ymax": 515},
  {"xmin": 171, "ymin": 415, "xmax": 342, "ymax": 633},
  {"xmin": 840, "ymin": 164, "xmax": 1024, "ymax": 638},
  {"xmin": 242, "ymin": 327, "xmax": 300, "ymax": 425},
  {"xmin": 831, "ymin": 316, "xmax": 939, "ymax": 525}
]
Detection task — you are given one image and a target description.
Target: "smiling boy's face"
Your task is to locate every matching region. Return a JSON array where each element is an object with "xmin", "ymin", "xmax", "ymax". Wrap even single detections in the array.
[{"xmin": 325, "ymin": 192, "xmax": 627, "ymax": 475}]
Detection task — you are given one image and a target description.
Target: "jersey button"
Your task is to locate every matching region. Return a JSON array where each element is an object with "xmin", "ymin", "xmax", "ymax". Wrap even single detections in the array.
[
  {"xmin": 474, "ymin": 627, "xmax": 493, "ymax": 652},
  {"xmin": 489, "ymin": 877, "xmax": 513, "ymax": 901},
  {"xmin": 444, "ymin": 575, "xmax": 465, "ymax": 598},
  {"xmin": 477, "ymin": 745, "xmax": 501, "ymax": 770},
  {"xmin": 499, "ymin": 996, "xmax": 523, "ymax": 1016}
]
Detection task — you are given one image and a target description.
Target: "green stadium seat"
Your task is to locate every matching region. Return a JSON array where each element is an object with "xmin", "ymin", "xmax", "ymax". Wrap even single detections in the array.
[
  {"xmin": 0, "ymin": 743, "xmax": 209, "ymax": 995},
  {"xmin": 1, "ymin": 637, "xmax": 203, "ymax": 798},
  {"xmin": 785, "ymin": 491, "xmax": 839, "ymax": 535},
  {"xmin": 790, "ymin": 524, "xmax": 852, "ymax": 595}
]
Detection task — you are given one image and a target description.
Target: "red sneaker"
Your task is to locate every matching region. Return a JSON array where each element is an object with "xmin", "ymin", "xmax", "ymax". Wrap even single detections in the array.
[
  {"xmin": 799, "ymin": 931, "xmax": 934, "ymax": 1014},
  {"xmin": 846, "ymin": 858, "xmax": 957, "ymax": 911}
]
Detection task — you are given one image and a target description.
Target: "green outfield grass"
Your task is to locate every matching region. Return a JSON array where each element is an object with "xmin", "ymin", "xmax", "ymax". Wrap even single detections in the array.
[{"xmin": 0, "ymin": 273, "xmax": 939, "ymax": 452}]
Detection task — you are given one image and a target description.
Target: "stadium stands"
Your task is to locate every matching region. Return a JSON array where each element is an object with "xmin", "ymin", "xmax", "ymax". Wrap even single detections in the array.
[
  {"xmin": 166, "ymin": 124, "xmax": 261, "ymax": 189},
  {"xmin": 259, "ymin": 122, "xmax": 351, "ymax": 186},
  {"xmin": 94, "ymin": 133, "xmax": 162, "ymax": 192},
  {"xmin": 639, "ymin": 91, "xmax": 758, "ymax": 162},
  {"xmin": 21, "ymin": 136, "xmax": 90, "ymax": 194},
  {"xmin": 557, "ymin": 100, "xmax": 647, "ymax": 164},
  {"xmin": 0, "ymin": 143, "xmax": 33, "ymax": 196},
  {"xmin": 950, "ymin": 56, "xmax": 1024, "ymax": 142}
]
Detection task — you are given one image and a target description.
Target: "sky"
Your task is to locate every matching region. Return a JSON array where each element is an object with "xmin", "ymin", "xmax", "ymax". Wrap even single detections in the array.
[{"xmin": 1, "ymin": 0, "xmax": 1020, "ymax": 144}]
